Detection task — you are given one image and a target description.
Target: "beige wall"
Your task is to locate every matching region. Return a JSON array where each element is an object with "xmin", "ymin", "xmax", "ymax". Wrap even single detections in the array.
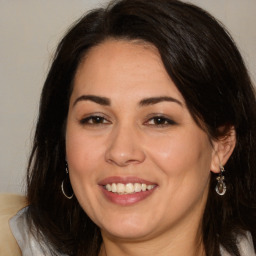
[{"xmin": 0, "ymin": 0, "xmax": 255, "ymax": 194}]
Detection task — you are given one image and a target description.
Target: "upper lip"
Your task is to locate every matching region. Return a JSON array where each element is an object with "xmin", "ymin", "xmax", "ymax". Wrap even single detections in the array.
[{"xmin": 98, "ymin": 176, "xmax": 157, "ymax": 186}]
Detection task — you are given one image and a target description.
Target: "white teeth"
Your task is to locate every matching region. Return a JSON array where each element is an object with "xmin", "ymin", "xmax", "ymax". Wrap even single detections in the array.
[
  {"xmin": 147, "ymin": 185, "xmax": 154, "ymax": 190},
  {"xmin": 117, "ymin": 183, "xmax": 125, "ymax": 194},
  {"xmin": 134, "ymin": 183, "xmax": 142, "ymax": 192},
  {"xmin": 104, "ymin": 183, "xmax": 156, "ymax": 194},
  {"xmin": 125, "ymin": 183, "xmax": 134, "ymax": 193},
  {"xmin": 141, "ymin": 184, "xmax": 147, "ymax": 192},
  {"xmin": 106, "ymin": 184, "xmax": 111, "ymax": 191},
  {"xmin": 112, "ymin": 183, "xmax": 117, "ymax": 193}
]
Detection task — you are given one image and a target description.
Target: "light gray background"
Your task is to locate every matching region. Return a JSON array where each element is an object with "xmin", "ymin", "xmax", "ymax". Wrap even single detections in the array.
[{"xmin": 1, "ymin": 0, "xmax": 255, "ymax": 194}]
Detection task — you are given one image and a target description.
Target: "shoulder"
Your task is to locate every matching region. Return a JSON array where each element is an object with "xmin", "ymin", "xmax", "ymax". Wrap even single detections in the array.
[
  {"xmin": 220, "ymin": 231, "xmax": 256, "ymax": 256},
  {"xmin": 0, "ymin": 193, "xmax": 27, "ymax": 256},
  {"xmin": 9, "ymin": 205, "xmax": 68, "ymax": 256},
  {"xmin": 237, "ymin": 231, "xmax": 256, "ymax": 256}
]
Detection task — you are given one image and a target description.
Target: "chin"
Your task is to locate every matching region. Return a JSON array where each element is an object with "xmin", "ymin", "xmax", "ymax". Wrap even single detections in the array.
[
  {"xmin": 102, "ymin": 226, "xmax": 153, "ymax": 241},
  {"xmin": 99, "ymin": 215, "xmax": 158, "ymax": 241}
]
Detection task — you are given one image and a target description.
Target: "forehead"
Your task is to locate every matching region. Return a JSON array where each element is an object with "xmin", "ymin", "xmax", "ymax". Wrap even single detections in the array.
[
  {"xmin": 71, "ymin": 39, "xmax": 183, "ymax": 104},
  {"xmin": 76, "ymin": 39, "xmax": 164, "ymax": 80}
]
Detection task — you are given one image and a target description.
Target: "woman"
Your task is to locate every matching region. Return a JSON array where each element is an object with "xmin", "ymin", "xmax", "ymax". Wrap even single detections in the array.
[{"xmin": 10, "ymin": 0, "xmax": 256, "ymax": 255}]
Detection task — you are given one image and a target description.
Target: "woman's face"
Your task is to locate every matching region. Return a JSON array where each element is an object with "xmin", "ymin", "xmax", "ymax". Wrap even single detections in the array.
[{"xmin": 66, "ymin": 39, "xmax": 216, "ymax": 241}]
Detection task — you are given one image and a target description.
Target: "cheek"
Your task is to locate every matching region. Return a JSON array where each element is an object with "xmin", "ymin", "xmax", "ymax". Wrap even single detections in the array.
[
  {"xmin": 145, "ymin": 130, "xmax": 213, "ymax": 181},
  {"xmin": 66, "ymin": 125, "xmax": 103, "ymax": 170},
  {"xmin": 65, "ymin": 124, "xmax": 106, "ymax": 205},
  {"xmin": 65, "ymin": 124, "xmax": 102, "ymax": 216}
]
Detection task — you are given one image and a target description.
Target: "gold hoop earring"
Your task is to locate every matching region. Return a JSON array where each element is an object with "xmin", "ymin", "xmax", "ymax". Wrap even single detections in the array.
[
  {"xmin": 215, "ymin": 164, "xmax": 226, "ymax": 196},
  {"xmin": 61, "ymin": 163, "xmax": 74, "ymax": 199}
]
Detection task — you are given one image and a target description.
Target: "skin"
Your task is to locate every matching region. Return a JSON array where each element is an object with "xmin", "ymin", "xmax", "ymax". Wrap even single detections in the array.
[{"xmin": 66, "ymin": 39, "xmax": 235, "ymax": 256}]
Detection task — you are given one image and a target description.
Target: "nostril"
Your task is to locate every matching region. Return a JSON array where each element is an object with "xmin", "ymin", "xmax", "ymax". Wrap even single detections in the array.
[
  {"xmin": 105, "ymin": 147, "xmax": 146, "ymax": 166},
  {"xmin": 104, "ymin": 127, "xmax": 146, "ymax": 166},
  {"xmin": 105, "ymin": 157, "xmax": 143, "ymax": 167}
]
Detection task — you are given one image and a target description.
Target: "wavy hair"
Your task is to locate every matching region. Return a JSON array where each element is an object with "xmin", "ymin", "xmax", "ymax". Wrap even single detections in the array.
[{"xmin": 26, "ymin": 0, "xmax": 256, "ymax": 255}]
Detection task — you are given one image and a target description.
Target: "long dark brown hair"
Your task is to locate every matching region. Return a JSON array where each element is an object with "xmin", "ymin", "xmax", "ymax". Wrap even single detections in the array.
[{"xmin": 26, "ymin": 0, "xmax": 256, "ymax": 255}]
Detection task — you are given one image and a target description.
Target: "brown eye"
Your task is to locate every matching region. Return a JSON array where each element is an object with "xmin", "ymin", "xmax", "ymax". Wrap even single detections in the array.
[
  {"xmin": 80, "ymin": 115, "xmax": 110, "ymax": 125},
  {"xmin": 153, "ymin": 117, "xmax": 168, "ymax": 125},
  {"xmin": 146, "ymin": 116, "xmax": 176, "ymax": 127},
  {"xmin": 90, "ymin": 116, "xmax": 105, "ymax": 124}
]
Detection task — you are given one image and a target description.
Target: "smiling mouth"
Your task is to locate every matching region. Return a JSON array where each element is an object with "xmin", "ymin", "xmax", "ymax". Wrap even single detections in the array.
[{"xmin": 104, "ymin": 183, "xmax": 156, "ymax": 195}]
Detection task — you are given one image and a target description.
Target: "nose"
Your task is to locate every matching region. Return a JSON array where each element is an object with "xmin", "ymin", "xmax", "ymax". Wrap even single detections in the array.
[{"xmin": 105, "ymin": 124, "xmax": 146, "ymax": 167}]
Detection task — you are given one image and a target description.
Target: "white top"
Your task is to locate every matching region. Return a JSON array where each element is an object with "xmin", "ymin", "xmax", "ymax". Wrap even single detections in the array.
[
  {"xmin": 10, "ymin": 207, "xmax": 255, "ymax": 256},
  {"xmin": 9, "ymin": 207, "xmax": 67, "ymax": 256},
  {"xmin": 220, "ymin": 232, "xmax": 256, "ymax": 256}
]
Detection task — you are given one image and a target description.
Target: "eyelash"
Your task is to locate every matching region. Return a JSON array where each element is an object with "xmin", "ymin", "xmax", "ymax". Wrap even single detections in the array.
[
  {"xmin": 145, "ymin": 116, "xmax": 176, "ymax": 127},
  {"xmin": 79, "ymin": 115, "xmax": 111, "ymax": 125},
  {"xmin": 79, "ymin": 115, "xmax": 176, "ymax": 127}
]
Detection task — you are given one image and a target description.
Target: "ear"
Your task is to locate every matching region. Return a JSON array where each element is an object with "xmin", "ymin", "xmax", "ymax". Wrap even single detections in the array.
[{"xmin": 210, "ymin": 126, "xmax": 236, "ymax": 173}]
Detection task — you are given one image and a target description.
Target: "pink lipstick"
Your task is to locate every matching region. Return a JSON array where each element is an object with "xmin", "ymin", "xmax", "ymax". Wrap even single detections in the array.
[{"xmin": 98, "ymin": 176, "xmax": 157, "ymax": 206}]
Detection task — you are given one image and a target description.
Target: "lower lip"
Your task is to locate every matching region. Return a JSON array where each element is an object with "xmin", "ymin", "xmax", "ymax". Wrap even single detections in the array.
[{"xmin": 100, "ymin": 186, "xmax": 157, "ymax": 206}]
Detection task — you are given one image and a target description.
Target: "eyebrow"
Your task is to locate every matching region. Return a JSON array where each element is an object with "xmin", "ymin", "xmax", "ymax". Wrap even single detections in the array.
[
  {"xmin": 73, "ymin": 95, "xmax": 110, "ymax": 107},
  {"xmin": 72, "ymin": 95, "xmax": 183, "ymax": 107},
  {"xmin": 139, "ymin": 96, "xmax": 183, "ymax": 107}
]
